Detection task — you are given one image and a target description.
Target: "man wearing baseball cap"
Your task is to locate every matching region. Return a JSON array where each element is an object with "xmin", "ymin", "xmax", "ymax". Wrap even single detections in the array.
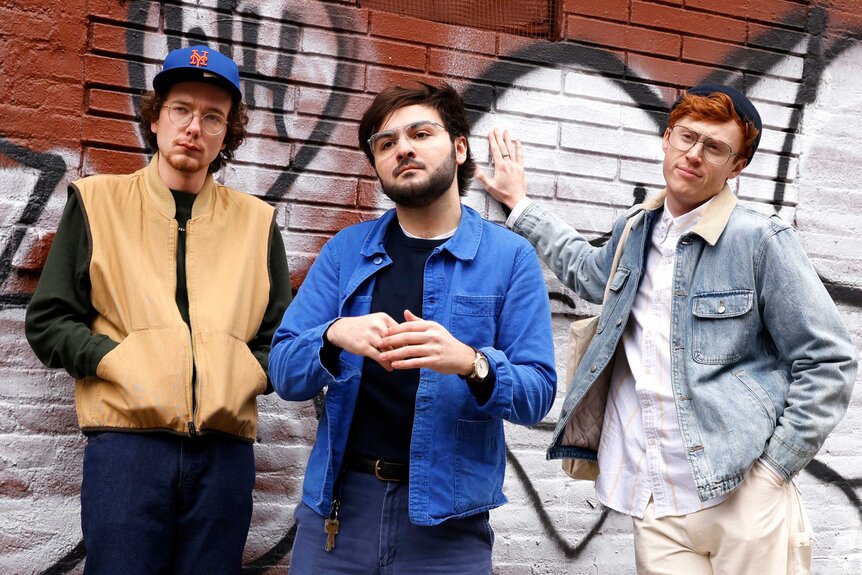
[
  {"xmin": 26, "ymin": 45, "xmax": 291, "ymax": 573},
  {"xmin": 479, "ymin": 84, "xmax": 856, "ymax": 573}
]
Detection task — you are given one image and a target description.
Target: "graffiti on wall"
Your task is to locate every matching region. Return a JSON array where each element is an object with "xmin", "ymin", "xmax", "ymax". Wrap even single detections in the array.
[{"xmin": 0, "ymin": 1, "xmax": 860, "ymax": 573}]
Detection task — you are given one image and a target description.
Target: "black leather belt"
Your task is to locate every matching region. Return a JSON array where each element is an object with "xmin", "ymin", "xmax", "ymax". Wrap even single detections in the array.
[{"xmin": 344, "ymin": 455, "xmax": 409, "ymax": 483}]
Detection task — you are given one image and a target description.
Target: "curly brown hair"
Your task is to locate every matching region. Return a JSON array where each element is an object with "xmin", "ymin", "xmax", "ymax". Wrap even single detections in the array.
[{"xmin": 138, "ymin": 88, "xmax": 248, "ymax": 173}]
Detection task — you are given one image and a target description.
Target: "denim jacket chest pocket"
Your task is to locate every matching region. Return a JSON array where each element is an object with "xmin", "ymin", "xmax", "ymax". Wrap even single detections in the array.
[
  {"xmin": 450, "ymin": 294, "xmax": 503, "ymax": 349},
  {"xmin": 691, "ymin": 290, "xmax": 754, "ymax": 364},
  {"xmin": 597, "ymin": 267, "xmax": 631, "ymax": 333}
]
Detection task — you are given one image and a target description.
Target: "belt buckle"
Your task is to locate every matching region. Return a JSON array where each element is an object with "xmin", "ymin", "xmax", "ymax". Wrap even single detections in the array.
[{"xmin": 374, "ymin": 459, "xmax": 399, "ymax": 482}]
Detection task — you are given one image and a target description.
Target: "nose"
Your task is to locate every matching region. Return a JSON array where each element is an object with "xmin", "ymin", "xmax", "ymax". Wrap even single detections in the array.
[
  {"xmin": 685, "ymin": 140, "xmax": 705, "ymax": 163},
  {"xmin": 393, "ymin": 133, "xmax": 415, "ymax": 159},
  {"xmin": 185, "ymin": 113, "xmax": 203, "ymax": 135}
]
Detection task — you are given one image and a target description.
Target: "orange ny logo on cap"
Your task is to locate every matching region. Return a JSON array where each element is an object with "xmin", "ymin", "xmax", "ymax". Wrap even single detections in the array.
[{"xmin": 189, "ymin": 49, "xmax": 209, "ymax": 67}]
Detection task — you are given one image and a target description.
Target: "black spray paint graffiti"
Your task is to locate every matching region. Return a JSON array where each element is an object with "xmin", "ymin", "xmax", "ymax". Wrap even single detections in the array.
[
  {"xmin": 463, "ymin": 8, "xmax": 862, "ymax": 311},
  {"xmin": 0, "ymin": 141, "xmax": 66, "ymax": 310},
  {"xmin": 0, "ymin": 1, "xmax": 852, "ymax": 572}
]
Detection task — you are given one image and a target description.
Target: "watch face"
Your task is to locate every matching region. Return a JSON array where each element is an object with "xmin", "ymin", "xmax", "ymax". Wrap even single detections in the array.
[{"xmin": 475, "ymin": 353, "xmax": 490, "ymax": 379}]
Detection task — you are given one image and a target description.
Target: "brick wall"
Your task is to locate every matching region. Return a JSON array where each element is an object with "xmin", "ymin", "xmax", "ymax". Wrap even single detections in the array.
[{"xmin": 1, "ymin": 1, "xmax": 860, "ymax": 573}]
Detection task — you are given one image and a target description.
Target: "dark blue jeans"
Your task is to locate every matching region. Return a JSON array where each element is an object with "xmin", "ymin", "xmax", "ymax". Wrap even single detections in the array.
[
  {"xmin": 80, "ymin": 432, "xmax": 254, "ymax": 575},
  {"xmin": 289, "ymin": 470, "xmax": 494, "ymax": 574}
]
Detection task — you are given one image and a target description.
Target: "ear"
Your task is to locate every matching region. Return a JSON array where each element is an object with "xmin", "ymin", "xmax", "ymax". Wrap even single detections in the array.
[
  {"xmin": 727, "ymin": 156, "xmax": 748, "ymax": 180},
  {"xmin": 151, "ymin": 119, "xmax": 159, "ymax": 135},
  {"xmin": 454, "ymin": 135, "xmax": 468, "ymax": 165},
  {"xmin": 661, "ymin": 128, "xmax": 670, "ymax": 154}
]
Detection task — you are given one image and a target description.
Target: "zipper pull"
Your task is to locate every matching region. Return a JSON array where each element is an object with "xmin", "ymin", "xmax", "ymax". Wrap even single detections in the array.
[{"xmin": 187, "ymin": 421, "xmax": 197, "ymax": 436}]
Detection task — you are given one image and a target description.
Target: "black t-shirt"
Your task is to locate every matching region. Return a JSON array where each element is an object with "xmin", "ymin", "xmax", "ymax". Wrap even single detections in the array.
[
  {"xmin": 345, "ymin": 221, "xmax": 445, "ymax": 463},
  {"xmin": 171, "ymin": 189, "xmax": 196, "ymax": 325}
]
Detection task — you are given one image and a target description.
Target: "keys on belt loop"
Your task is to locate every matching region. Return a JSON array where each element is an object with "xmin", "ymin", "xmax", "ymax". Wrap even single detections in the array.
[{"xmin": 324, "ymin": 499, "xmax": 340, "ymax": 552}]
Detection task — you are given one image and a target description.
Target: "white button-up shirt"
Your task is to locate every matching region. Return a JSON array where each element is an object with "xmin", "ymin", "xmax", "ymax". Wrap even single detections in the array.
[{"xmin": 594, "ymin": 198, "xmax": 729, "ymax": 519}]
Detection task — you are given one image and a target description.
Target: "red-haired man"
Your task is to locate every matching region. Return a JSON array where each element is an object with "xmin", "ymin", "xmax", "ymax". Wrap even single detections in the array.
[{"xmin": 478, "ymin": 84, "xmax": 856, "ymax": 574}]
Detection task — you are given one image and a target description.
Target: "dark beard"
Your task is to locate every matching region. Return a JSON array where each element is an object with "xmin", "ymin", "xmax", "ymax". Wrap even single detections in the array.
[{"xmin": 380, "ymin": 149, "xmax": 457, "ymax": 209}]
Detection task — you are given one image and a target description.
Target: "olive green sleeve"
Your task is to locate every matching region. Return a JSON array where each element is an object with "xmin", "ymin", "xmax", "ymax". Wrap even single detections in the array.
[
  {"xmin": 248, "ymin": 217, "xmax": 293, "ymax": 393},
  {"xmin": 24, "ymin": 186, "xmax": 118, "ymax": 379}
]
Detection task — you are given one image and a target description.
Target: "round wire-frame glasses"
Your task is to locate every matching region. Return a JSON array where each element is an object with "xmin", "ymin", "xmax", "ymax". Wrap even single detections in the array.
[{"xmin": 161, "ymin": 105, "xmax": 228, "ymax": 136}]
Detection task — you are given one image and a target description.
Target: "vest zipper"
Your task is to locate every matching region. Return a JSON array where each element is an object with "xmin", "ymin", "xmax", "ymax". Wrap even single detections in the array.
[
  {"xmin": 177, "ymin": 216, "xmax": 197, "ymax": 437},
  {"xmin": 188, "ymin": 327, "xmax": 197, "ymax": 436},
  {"xmin": 186, "ymin": 220, "xmax": 197, "ymax": 436}
]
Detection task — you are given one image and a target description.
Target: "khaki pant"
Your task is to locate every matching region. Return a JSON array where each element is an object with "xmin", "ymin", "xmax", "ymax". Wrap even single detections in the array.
[{"xmin": 632, "ymin": 461, "xmax": 812, "ymax": 575}]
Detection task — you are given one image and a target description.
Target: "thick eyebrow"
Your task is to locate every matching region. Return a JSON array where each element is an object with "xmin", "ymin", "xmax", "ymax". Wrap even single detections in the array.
[
  {"xmin": 704, "ymin": 135, "xmax": 733, "ymax": 148},
  {"xmin": 376, "ymin": 119, "xmax": 438, "ymax": 133}
]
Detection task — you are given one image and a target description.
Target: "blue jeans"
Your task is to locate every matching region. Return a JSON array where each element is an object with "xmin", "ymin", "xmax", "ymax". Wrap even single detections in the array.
[
  {"xmin": 289, "ymin": 470, "xmax": 494, "ymax": 574},
  {"xmin": 80, "ymin": 432, "xmax": 254, "ymax": 575}
]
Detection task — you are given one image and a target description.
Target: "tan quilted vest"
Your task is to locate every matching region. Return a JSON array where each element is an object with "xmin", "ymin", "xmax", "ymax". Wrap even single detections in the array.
[{"xmin": 73, "ymin": 155, "xmax": 275, "ymax": 440}]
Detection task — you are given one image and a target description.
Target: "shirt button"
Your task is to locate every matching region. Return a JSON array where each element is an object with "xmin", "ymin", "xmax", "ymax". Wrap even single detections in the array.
[
  {"xmin": 373, "ymin": 256, "xmax": 383, "ymax": 265},
  {"xmin": 648, "ymin": 439, "xmax": 656, "ymax": 447}
]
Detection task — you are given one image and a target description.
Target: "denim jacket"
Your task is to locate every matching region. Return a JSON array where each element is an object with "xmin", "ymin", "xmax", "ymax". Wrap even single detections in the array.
[
  {"xmin": 270, "ymin": 205, "xmax": 556, "ymax": 525},
  {"xmin": 513, "ymin": 185, "xmax": 857, "ymax": 501}
]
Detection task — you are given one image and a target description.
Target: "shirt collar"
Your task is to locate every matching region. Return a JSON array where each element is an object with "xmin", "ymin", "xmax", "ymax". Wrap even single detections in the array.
[
  {"xmin": 642, "ymin": 184, "xmax": 738, "ymax": 246},
  {"xmin": 360, "ymin": 205, "xmax": 483, "ymax": 261},
  {"xmin": 660, "ymin": 195, "xmax": 712, "ymax": 238}
]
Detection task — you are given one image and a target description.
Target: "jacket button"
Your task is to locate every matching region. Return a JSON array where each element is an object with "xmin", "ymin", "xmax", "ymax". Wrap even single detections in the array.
[
  {"xmin": 615, "ymin": 318, "xmax": 622, "ymax": 326},
  {"xmin": 373, "ymin": 256, "xmax": 383, "ymax": 265},
  {"xmin": 717, "ymin": 302, "xmax": 726, "ymax": 314},
  {"xmin": 590, "ymin": 364, "xmax": 597, "ymax": 373}
]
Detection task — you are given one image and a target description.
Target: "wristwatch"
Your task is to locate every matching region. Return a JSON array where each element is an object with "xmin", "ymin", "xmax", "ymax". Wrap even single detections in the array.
[{"xmin": 466, "ymin": 349, "xmax": 490, "ymax": 383}]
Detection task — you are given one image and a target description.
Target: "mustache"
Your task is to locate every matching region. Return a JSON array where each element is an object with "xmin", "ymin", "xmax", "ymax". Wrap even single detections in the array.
[{"xmin": 393, "ymin": 158, "xmax": 424, "ymax": 177}]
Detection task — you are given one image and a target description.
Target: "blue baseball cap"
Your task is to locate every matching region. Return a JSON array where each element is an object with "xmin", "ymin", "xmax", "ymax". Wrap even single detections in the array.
[{"xmin": 153, "ymin": 45, "xmax": 242, "ymax": 101}]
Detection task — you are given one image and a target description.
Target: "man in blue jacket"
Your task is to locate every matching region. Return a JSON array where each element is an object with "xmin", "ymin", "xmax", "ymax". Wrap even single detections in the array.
[
  {"xmin": 269, "ymin": 83, "xmax": 556, "ymax": 574},
  {"xmin": 478, "ymin": 84, "xmax": 857, "ymax": 574}
]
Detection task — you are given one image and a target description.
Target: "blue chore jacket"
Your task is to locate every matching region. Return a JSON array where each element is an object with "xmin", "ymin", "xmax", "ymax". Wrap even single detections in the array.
[{"xmin": 270, "ymin": 206, "xmax": 557, "ymax": 525}]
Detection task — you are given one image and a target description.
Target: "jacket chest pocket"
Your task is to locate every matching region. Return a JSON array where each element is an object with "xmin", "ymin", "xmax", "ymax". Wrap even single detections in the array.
[
  {"xmin": 450, "ymin": 295, "xmax": 503, "ymax": 349},
  {"xmin": 598, "ymin": 267, "xmax": 631, "ymax": 333},
  {"xmin": 691, "ymin": 290, "xmax": 754, "ymax": 364}
]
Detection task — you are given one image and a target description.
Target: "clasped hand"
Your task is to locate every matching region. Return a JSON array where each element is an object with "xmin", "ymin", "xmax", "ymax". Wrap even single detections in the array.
[{"xmin": 326, "ymin": 310, "xmax": 474, "ymax": 375}]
